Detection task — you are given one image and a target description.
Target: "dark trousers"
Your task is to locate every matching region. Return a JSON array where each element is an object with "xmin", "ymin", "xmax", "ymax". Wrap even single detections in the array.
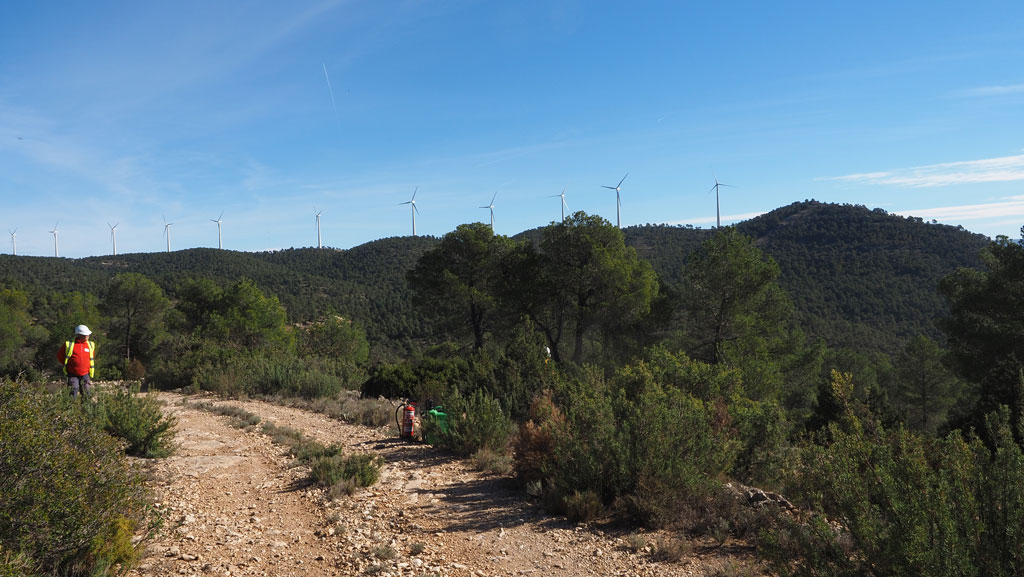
[{"xmin": 67, "ymin": 374, "xmax": 92, "ymax": 398}]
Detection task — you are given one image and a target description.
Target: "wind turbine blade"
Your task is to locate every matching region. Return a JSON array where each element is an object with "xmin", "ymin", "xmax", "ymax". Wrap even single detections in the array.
[
  {"xmin": 218, "ymin": 210, "xmax": 224, "ymax": 221},
  {"xmin": 412, "ymin": 186, "xmax": 418, "ymax": 201},
  {"xmin": 617, "ymin": 172, "xmax": 629, "ymax": 188},
  {"xmin": 413, "ymin": 204, "xmax": 420, "ymax": 214},
  {"xmin": 490, "ymin": 191, "xmax": 498, "ymax": 205},
  {"xmin": 601, "ymin": 185, "xmax": 617, "ymax": 191},
  {"xmin": 399, "ymin": 201, "xmax": 412, "ymax": 205}
]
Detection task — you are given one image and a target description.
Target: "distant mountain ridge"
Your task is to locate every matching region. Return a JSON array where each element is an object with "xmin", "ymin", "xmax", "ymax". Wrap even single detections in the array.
[{"xmin": 0, "ymin": 201, "xmax": 990, "ymax": 356}]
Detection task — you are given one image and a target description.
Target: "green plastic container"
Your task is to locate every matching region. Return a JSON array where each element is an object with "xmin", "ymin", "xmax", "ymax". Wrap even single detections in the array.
[{"xmin": 425, "ymin": 406, "xmax": 448, "ymax": 444}]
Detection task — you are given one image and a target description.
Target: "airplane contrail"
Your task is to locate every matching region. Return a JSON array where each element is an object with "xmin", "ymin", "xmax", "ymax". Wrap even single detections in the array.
[{"xmin": 322, "ymin": 63, "xmax": 339, "ymax": 119}]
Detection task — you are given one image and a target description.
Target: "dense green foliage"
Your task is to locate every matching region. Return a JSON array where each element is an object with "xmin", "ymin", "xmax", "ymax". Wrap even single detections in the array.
[
  {"xmin": 0, "ymin": 381, "xmax": 150, "ymax": 576},
  {"xmin": 408, "ymin": 223, "xmax": 512, "ymax": 350},
  {"xmin": 940, "ymin": 228, "xmax": 1024, "ymax": 440},
  {"xmin": 764, "ymin": 373, "xmax": 1024, "ymax": 577},
  {"xmin": 507, "ymin": 212, "xmax": 662, "ymax": 364}
]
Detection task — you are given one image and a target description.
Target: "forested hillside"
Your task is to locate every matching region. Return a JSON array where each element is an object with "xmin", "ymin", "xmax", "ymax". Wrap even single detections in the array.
[
  {"xmin": 0, "ymin": 236, "xmax": 439, "ymax": 356},
  {"xmin": 615, "ymin": 201, "xmax": 989, "ymax": 353},
  {"xmin": 0, "ymin": 201, "xmax": 988, "ymax": 357},
  {"xmin": 741, "ymin": 201, "xmax": 989, "ymax": 352}
]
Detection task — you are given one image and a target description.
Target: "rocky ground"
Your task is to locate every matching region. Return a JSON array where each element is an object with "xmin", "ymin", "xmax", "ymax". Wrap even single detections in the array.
[{"xmin": 126, "ymin": 393, "xmax": 768, "ymax": 577}]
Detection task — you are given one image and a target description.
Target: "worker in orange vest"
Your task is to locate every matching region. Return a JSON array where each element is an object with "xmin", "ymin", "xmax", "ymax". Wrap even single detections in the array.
[{"xmin": 58, "ymin": 325, "xmax": 96, "ymax": 398}]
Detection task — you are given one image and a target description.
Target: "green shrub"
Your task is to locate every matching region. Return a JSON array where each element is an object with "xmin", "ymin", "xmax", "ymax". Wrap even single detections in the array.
[
  {"xmin": 371, "ymin": 545, "xmax": 396, "ymax": 560},
  {"xmin": 564, "ymin": 490, "xmax": 604, "ymax": 523},
  {"xmin": 532, "ymin": 360, "xmax": 738, "ymax": 528},
  {"xmin": 514, "ymin": 390, "xmax": 566, "ymax": 485},
  {"xmin": 436, "ymin": 388, "xmax": 514, "ymax": 457},
  {"xmin": 728, "ymin": 396, "xmax": 791, "ymax": 487},
  {"xmin": 0, "ymin": 381, "xmax": 148, "ymax": 576},
  {"xmin": 624, "ymin": 533, "xmax": 647, "ymax": 552},
  {"xmin": 763, "ymin": 396, "xmax": 1024, "ymax": 577},
  {"xmin": 651, "ymin": 536, "xmax": 690, "ymax": 562},
  {"xmin": 99, "ymin": 385, "xmax": 178, "ymax": 458},
  {"xmin": 309, "ymin": 453, "xmax": 381, "ymax": 490},
  {"xmin": 472, "ymin": 448, "xmax": 513, "ymax": 475}
]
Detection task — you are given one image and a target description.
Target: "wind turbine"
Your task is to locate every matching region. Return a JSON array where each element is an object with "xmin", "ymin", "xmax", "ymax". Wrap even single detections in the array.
[
  {"xmin": 162, "ymin": 216, "xmax": 174, "ymax": 253},
  {"xmin": 602, "ymin": 172, "xmax": 628, "ymax": 228},
  {"xmin": 49, "ymin": 222, "xmax": 59, "ymax": 257},
  {"xmin": 108, "ymin": 222, "xmax": 118, "ymax": 255},
  {"xmin": 399, "ymin": 187, "xmax": 419, "ymax": 236},
  {"xmin": 211, "ymin": 211, "xmax": 224, "ymax": 249},
  {"xmin": 707, "ymin": 173, "xmax": 733, "ymax": 228},
  {"xmin": 548, "ymin": 187, "xmax": 569, "ymax": 221},
  {"xmin": 314, "ymin": 208, "xmax": 322, "ymax": 249},
  {"xmin": 8, "ymin": 228, "xmax": 16, "ymax": 256},
  {"xmin": 480, "ymin": 192, "xmax": 497, "ymax": 231}
]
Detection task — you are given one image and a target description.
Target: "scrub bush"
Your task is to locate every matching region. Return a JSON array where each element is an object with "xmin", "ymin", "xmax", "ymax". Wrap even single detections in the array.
[
  {"xmin": 435, "ymin": 388, "xmax": 514, "ymax": 457},
  {"xmin": 310, "ymin": 453, "xmax": 382, "ymax": 491},
  {"xmin": 98, "ymin": 385, "xmax": 177, "ymax": 458},
  {"xmin": 0, "ymin": 380, "xmax": 148, "ymax": 576},
  {"xmin": 516, "ymin": 359, "xmax": 740, "ymax": 528},
  {"xmin": 761, "ymin": 373, "xmax": 1024, "ymax": 577}
]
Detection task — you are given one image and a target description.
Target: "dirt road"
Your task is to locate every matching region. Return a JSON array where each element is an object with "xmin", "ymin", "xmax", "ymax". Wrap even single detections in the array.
[{"xmin": 127, "ymin": 393, "xmax": 763, "ymax": 577}]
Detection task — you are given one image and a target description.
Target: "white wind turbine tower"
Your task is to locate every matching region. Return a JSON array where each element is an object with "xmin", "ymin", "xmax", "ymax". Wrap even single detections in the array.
[
  {"xmin": 480, "ymin": 192, "xmax": 497, "ymax": 231},
  {"xmin": 399, "ymin": 187, "xmax": 419, "ymax": 236},
  {"xmin": 162, "ymin": 216, "xmax": 174, "ymax": 253},
  {"xmin": 708, "ymin": 173, "xmax": 734, "ymax": 228},
  {"xmin": 8, "ymin": 228, "xmax": 16, "ymax": 256},
  {"xmin": 602, "ymin": 172, "xmax": 628, "ymax": 228},
  {"xmin": 108, "ymin": 222, "xmax": 119, "ymax": 255},
  {"xmin": 49, "ymin": 222, "xmax": 59, "ymax": 257},
  {"xmin": 211, "ymin": 211, "xmax": 224, "ymax": 249},
  {"xmin": 314, "ymin": 209, "xmax": 323, "ymax": 249},
  {"xmin": 548, "ymin": 187, "xmax": 569, "ymax": 221}
]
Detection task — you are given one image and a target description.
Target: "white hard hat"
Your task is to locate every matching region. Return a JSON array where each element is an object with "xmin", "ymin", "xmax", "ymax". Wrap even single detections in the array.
[{"xmin": 75, "ymin": 325, "xmax": 92, "ymax": 336}]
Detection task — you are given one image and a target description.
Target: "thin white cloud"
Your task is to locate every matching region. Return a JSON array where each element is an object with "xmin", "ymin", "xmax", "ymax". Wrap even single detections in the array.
[
  {"xmin": 954, "ymin": 84, "xmax": 1024, "ymax": 98},
  {"xmin": 824, "ymin": 154, "xmax": 1024, "ymax": 188},
  {"xmin": 896, "ymin": 197, "xmax": 1024, "ymax": 221}
]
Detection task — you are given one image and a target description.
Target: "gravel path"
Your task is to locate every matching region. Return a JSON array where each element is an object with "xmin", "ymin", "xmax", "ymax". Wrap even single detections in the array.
[{"xmin": 126, "ymin": 393, "xmax": 766, "ymax": 577}]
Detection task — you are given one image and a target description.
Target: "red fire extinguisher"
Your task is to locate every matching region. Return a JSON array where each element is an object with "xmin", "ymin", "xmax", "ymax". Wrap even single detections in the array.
[{"xmin": 396, "ymin": 401, "xmax": 417, "ymax": 440}]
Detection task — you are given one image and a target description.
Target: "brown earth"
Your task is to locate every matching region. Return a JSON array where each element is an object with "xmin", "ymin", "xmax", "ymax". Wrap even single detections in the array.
[{"xmin": 126, "ymin": 393, "xmax": 768, "ymax": 577}]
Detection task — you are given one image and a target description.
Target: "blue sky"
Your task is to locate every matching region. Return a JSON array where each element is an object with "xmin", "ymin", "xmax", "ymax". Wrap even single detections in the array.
[{"xmin": 2, "ymin": 1, "xmax": 1024, "ymax": 258}]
